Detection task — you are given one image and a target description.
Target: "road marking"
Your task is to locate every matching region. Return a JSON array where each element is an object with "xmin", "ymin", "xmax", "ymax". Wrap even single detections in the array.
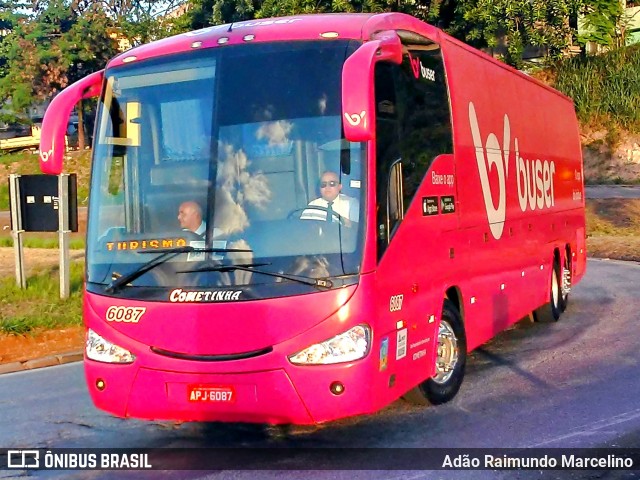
[{"xmin": 527, "ymin": 408, "xmax": 640, "ymax": 447}]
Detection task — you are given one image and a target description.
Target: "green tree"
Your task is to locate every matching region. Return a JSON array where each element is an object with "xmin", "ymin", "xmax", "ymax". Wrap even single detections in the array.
[
  {"xmin": 257, "ymin": 0, "xmax": 381, "ymax": 18},
  {"xmin": 95, "ymin": 0, "xmax": 185, "ymax": 44},
  {"xmin": 579, "ymin": 0, "xmax": 625, "ymax": 49},
  {"xmin": 446, "ymin": 0, "xmax": 581, "ymax": 68},
  {"xmin": 0, "ymin": 1, "xmax": 118, "ymax": 146},
  {"xmin": 0, "ymin": 2, "xmax": 29, "ymax": 123},
  {"xmin": 66, "ymin": 4, "xmax": 119, "ymax": 148},
  {"xmin": 0, "ymin": 0, "xmax": 74, "ymax": 119},
  {"xmin": 170, "ymin": 0, "xmax": 251, "ymax": 30}
]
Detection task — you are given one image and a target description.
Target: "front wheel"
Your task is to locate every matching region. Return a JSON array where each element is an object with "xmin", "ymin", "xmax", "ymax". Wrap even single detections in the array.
[{"xmin": 403, "ymin": 300, "xmax": 467, "ymax": 405}]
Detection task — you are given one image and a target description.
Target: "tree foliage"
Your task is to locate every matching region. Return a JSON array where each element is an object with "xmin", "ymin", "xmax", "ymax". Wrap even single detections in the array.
[
  {"xmin": 442, "ymin": 0, "xmax": 582, "ymax": 68},
  {"xmin": 0, "ymin": 0, "xmax": 118, "ymax": 124},
  {"xmin": 0, "ymin": 0, "xmax": 635, "ymax": 130},
  {"xmin": 172, "ymin": 0, "xmax": 588, "ymax": 68},
  {"xmin": 579, "ymin": 0, "xmax": 625, "ymax": 48}
]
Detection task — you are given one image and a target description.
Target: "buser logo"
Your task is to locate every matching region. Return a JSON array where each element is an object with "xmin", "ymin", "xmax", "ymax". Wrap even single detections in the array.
[
  {"xmin": 468, "ymin": 102, "xmax": 556, "ymax": 240},
  {"xmin": 344, "ymin": 111, "xmax": 366, "ymax": 127}
]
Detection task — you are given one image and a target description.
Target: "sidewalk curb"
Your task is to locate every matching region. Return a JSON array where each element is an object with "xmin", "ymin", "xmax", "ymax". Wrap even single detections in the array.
[{"xmin": 0, "ymin": 350, "xmax": 83, "ymax": 374}]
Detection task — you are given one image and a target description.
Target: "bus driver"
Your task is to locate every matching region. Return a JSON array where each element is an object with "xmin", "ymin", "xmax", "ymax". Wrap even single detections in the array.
[
  {"xmin": 178, "ymin": 201, "xmax": 206, "ymax": 237},
  {"xmin": 301, "ymin": 171, "xmax": 359, "ymax": 225}
]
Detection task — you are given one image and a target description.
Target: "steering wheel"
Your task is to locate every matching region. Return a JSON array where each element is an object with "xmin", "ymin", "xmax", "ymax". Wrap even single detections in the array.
[{"xmin": 287, "ymin": 206, "xmax": 346, "ymax": 225}]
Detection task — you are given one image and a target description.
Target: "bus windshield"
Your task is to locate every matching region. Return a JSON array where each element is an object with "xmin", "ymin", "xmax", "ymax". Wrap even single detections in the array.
[{"xmin": 86, "ymin": 40, "xmax": 365, "ymax": 299}]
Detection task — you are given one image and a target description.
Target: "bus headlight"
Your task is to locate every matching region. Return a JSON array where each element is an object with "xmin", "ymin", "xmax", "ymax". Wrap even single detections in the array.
[
  {"xmin": 86, "ymin": 329, "xmax": 135, "ymax": 364},
  {"xmin": 288, "ymin": 324, "xmax": 371, "ymax": 365}
]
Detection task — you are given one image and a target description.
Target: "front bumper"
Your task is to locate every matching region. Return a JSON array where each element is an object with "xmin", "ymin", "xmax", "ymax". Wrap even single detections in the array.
[{"xmin": 85, "ymin": 351, "xmax": 376, "ymax": 425}]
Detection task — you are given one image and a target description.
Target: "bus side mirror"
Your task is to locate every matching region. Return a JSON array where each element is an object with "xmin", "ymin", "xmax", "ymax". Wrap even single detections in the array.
[
  {"xmin": 40, "ymin": 70, "xmax": 104, "ymax": 175},
  {"xmin": 342, "ymin": 32, "xmax": 403, "ymax": 142}
]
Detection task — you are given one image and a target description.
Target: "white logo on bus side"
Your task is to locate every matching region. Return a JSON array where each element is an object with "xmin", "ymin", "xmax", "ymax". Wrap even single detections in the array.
[
  {"xmin": 344, "ymin": 111, "xmax": 366, "ymax": 127},
  {"xmin": 40, "ymin": 140, "xmax": 54, "ymax": 164},
  {"xmin": 468, "ymin": 102, "xmax": 556, "ymax": 240}
]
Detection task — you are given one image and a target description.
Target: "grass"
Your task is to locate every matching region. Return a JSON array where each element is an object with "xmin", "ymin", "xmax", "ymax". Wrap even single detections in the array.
[
  {"xmin": 0, "ymin": 261, "xmax": 84, "ymax": 335},
  {"xmin": 585, "ymin": 198, "xmax": 640, "ymax": 262},
  {"xmin": 585, "ymin": 199, "xmax": 640, "ymax": 236},
  {"xmin": 0, "ymin": 235, "xmax": 85, "ymax": 249}
]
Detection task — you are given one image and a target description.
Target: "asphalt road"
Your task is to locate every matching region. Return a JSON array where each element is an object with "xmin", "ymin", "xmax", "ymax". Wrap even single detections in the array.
[
  {"xmin": 0, "ymin": 258, "xmax": 639, "ymax": 479},
  {"xmin": 585, "ymin": 185, "xmax": 640, "ymax": 199}
]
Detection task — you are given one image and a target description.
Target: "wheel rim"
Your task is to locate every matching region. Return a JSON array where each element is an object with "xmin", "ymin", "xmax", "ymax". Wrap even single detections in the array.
[{"xmin": 432, "ymin": 319, "xmax": 459, "ymax": 384}]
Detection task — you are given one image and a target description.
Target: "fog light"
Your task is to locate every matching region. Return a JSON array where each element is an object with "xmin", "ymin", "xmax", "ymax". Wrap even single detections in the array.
[
  {"xmin": 96, "ymin": 379, "xmax": 106, "ymax": 391},
  {"xmin": 330, "ymin": 382, "xmax": 345, "ymax": 395}
]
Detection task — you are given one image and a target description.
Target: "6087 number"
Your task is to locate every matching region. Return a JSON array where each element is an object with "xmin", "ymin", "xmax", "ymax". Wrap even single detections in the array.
[{"xmin": 106, "ymin": 306, "xmax": 146, "ymax": 323}]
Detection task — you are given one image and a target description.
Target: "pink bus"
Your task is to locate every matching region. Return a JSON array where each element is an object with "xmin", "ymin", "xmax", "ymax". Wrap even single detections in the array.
[{"xmin": 39, "ymin": 13, "xmax": 586, "ymax": 424}]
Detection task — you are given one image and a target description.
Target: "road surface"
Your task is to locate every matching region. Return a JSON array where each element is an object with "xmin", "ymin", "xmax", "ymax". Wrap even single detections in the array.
[{"xmin": 0, "ymin": 259, "xmax": 639, "ymax": 479}]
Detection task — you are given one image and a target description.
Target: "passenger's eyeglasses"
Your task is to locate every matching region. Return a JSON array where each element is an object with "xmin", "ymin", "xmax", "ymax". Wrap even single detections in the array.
[{"xmin": 320, "ymin": 181, "xmax": 339, "ymax": 188}]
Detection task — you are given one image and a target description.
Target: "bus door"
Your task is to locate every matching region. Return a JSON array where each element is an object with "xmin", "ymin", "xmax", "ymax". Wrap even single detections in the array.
[{"xmin": 372, "ymin": 41, "xmax": 455, "ymax": 394}]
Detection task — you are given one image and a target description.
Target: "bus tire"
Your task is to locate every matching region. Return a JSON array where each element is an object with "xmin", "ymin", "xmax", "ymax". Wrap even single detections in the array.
[
  {"xmin": 533, "ymin": 258, "xmax": 562, "ymax": 323},
  {"xmin": 559, "ymin": 251, "xmax": 571, "ymax": 312},
  {"xmin": 402, "ymin": 300, "xmax": 466, "ymax": 406}
]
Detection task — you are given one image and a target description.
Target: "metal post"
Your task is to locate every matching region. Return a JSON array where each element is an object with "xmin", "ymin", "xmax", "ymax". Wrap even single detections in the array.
[
  {"xmin": 58, "ymin": 174, "xmax": 70, "ymax": 299},
  {"xmin": 8, "ymin": 174, "xmax": 25, "ymax": 289}
]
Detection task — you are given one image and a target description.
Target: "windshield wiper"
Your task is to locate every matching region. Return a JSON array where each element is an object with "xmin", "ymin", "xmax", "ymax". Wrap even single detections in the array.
[
  {"xmin": 106, "ymin": 246, "xmax": 253, "ymax": 293},
  {"xmin": 179, "ymin": 262, "xmax": 334, "ymax": 289}
]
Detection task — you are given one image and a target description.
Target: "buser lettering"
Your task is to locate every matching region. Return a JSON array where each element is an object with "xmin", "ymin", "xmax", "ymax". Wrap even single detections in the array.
[
  {"xmin": 516, "ymin": 142, "xmax": 556, "ymax": 210},
  {"xmin": 469, "ymin": 102, "xmax": 557, "ymax": 240}
]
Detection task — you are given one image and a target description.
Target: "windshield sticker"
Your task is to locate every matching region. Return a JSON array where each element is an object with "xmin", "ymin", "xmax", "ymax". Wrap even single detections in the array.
[
  {"xmin": 106, "ymin": 238, "xmax": 188, "ymax": 252},
  {"xmin": 379, "ymin": 337, "xmax": 389, "ymax": 372},
  {"xmin": 422, "ymin": 196, "xmax": 438, "ymax": 216},
  {"xmin": 106, "ymin": 306, "xmax": 146, "ymax": 323},
  {"xmin": 396, "ymin": 328, "xmax": 407, "ymax": 360},
  {"xmin": 169, "ymin": 289, "xmax": 242, "ymax": 303},
  {"xmin": 188, "ymin": 240, "xmax": 205, "ymax": 262}
]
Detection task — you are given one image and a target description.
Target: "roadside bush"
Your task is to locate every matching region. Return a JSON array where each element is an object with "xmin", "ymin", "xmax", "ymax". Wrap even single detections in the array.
[{"xmin": 553, "ymin": 45, "xmax": 640, "ymax": 134}]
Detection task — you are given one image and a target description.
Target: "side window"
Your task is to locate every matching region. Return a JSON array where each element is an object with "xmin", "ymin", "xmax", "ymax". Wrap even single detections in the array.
[
  {"xmin": 396, "ymin": 46, "xmax": 453, "ymax": 212},
  {"xmin": 374, "ymin": 43, "xmax": 453, "ymax": 261},
  {"xmin": 374, "ymin": 63, "xmax": 402, "ymax": 259}
]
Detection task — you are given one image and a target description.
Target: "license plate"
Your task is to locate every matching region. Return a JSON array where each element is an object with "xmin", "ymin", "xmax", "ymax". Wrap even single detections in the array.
[{"xmin": 188, "ymin": 385, "xmax": 236, "ymax": 403}]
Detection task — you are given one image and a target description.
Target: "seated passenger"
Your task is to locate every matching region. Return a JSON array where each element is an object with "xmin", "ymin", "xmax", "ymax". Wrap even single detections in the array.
[
  {"xmin": 178, "ymin": 201, "xmax": 206, "ymax": 237},
  {"xmin": 301, "ymin": 171, "xmax": 359, "ymax": 225}
]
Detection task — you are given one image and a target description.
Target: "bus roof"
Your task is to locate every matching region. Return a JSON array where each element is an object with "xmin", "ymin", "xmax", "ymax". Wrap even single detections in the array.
[
  {"xmin": 108, "ymin": 13, "xmax": 441, "ymax": 68},
  {"xmin": 106, "ymin": 12, "xmax": 571, "ymax": 103}
]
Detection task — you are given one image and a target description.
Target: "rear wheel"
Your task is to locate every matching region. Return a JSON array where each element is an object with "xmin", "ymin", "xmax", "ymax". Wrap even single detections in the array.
[
  {"xmin": 403, "ymin": 300, "xmax": 467, "ymax": 405},
  {"xmin": 559, "ymin": 251, "xmax": 572, "ymax": 312},
  {"xmin": 533, "ymin": 258, "xmax": 562, "ymax": 323}
]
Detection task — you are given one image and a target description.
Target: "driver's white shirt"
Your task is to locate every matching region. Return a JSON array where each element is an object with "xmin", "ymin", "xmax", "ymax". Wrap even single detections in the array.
[{"xmin": 300, "ymin": 194, "xmax": 359, "ymax": 222}]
